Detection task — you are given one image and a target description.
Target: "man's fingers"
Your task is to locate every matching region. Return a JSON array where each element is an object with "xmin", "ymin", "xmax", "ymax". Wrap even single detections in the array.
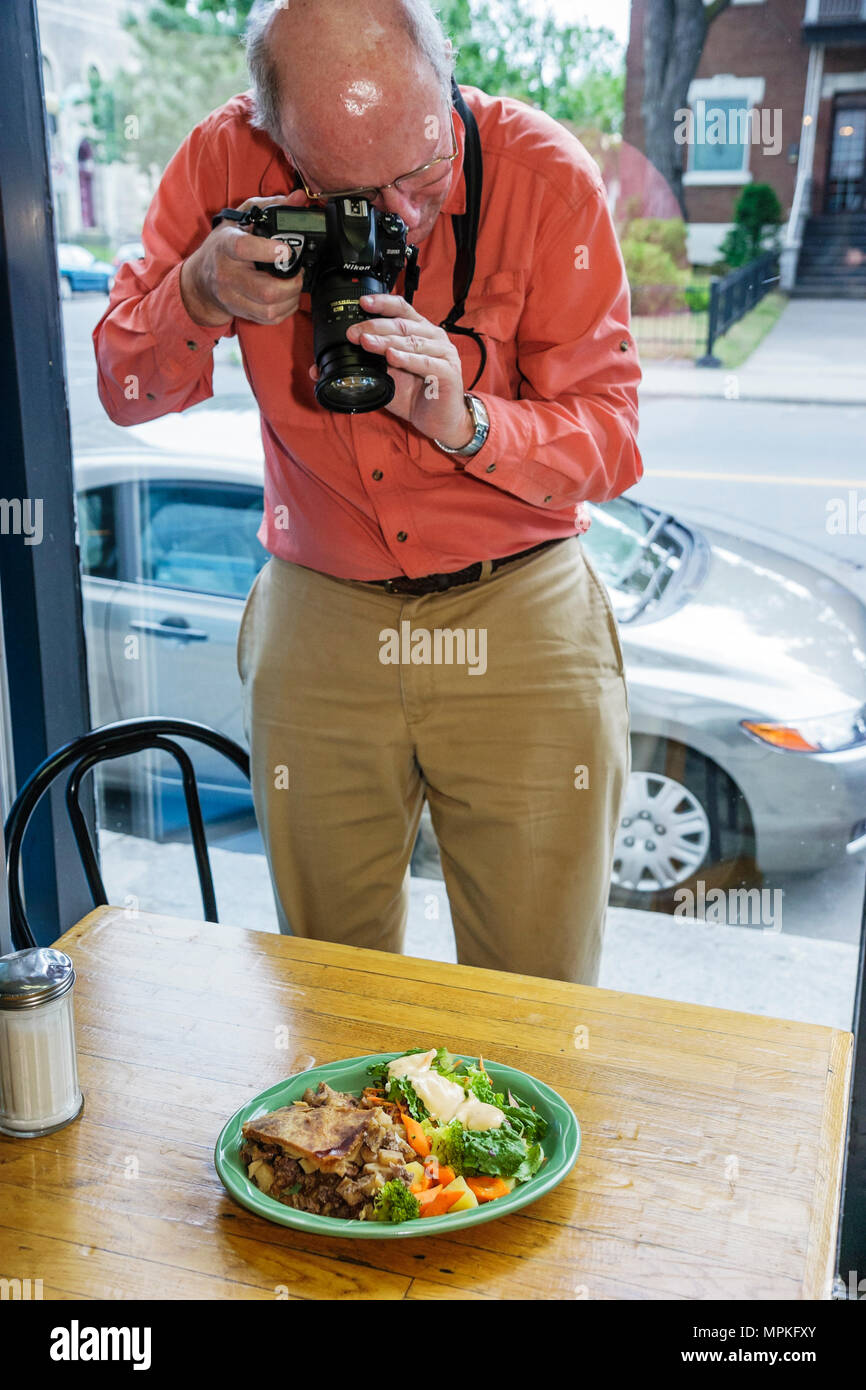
[
  {"xmin": 351, "ymin": 316, "xmax": 437, "ymax": 342},
  {"xmin": 236, "ymin": 191, "xmax": 309, "ymax": 213},
  {"xmin": 226, "ymin": 229, "xmax": 296, "ymax": 264},
  {"xmin": 228, "ymin": 288, "xmax": 300, "ymax": 325}
]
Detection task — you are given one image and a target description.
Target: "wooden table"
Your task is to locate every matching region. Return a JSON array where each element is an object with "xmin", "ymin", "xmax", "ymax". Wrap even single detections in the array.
[{"xmin": 0, "ymin": 906, "xmax": 852, "ymax": 1300}]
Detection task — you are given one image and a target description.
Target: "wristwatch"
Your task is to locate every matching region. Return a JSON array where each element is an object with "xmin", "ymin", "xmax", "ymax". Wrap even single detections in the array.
[{"xmin": 433, "ymin": 393, "xmax": 490, "ymax": 458}]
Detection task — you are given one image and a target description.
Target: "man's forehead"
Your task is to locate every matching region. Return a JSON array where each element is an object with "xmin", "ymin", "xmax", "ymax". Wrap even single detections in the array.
[{"xmin": 288, "ymin": 94, "xmax": 449, "ymax": 182}]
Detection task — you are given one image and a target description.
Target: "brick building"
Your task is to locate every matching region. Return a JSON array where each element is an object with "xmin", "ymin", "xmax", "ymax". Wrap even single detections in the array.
[{"xmin": 624, "ymin": 0, "xmax": 866, "ymax": 294}]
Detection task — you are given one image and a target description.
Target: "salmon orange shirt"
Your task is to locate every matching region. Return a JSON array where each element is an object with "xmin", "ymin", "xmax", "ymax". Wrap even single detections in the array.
[{"xmin": 93, "ymin": 85, "xmax": 643, "ymax": 580}]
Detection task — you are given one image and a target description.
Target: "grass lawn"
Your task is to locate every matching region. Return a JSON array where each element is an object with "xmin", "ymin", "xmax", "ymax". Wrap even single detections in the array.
[{"xmin": 709, "ymin": 291, "xmax": 788, "ymax": 369}]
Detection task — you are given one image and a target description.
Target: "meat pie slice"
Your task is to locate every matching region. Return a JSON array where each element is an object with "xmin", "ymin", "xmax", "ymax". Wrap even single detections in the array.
[{"xmin": 242, "ymin": 1101, "xmax": 375, "ymax": 1174}]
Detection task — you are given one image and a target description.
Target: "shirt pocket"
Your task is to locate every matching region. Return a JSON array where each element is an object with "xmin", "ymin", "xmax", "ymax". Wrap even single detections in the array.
[{"xmin": 459, "ymin": 269, "xmax": 525, "ymax": 343}]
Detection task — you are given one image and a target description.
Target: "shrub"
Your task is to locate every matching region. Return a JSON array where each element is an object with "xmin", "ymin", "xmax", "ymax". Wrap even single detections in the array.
[
  {"xmin": 621, "ymin": 238, "xmax": 688, "ymax": 287},
  {"xmin": 624, "ymin": 217, "xmax": 689, "ymax": 268},
  {"xmin": 683, "ymin": 284, "xmax": 711, "ymax": 313},
  {"xmin": 720, "ymin": 184, "xmax": 784, "ymax": 268}
]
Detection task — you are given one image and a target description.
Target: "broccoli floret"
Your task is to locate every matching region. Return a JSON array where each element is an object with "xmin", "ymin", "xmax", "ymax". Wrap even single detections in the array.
[
  {"xmin": 372, "ymin": 1179, "xmax": 421, "ymax": 1223},
  {"xmin": 429, "ymin": 1118, "xmax": 466, "ymax": 1171}
]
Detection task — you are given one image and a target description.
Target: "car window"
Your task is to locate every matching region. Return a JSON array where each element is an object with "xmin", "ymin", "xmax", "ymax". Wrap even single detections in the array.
[
  {"xmin": 77, "ymin": 485, "xmax": 118, "ymax": 580},
  {"xmin": 139, "ymin": 482, "xmax": 266, "ymax": 599},
  {"xmin": 584, "ymin": 498, "xmax": 684, "ymax": 622}
]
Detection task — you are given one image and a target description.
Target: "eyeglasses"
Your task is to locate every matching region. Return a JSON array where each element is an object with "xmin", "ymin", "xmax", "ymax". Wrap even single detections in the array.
[{"xmin": 287, "ymin": 113, "xmax": 458, "ymax": 203}]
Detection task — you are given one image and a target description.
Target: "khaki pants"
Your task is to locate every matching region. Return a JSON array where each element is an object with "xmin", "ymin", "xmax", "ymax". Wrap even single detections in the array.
[{"xmin": 237, "ymin": 536, "xmax": 630, "ymax": 984}]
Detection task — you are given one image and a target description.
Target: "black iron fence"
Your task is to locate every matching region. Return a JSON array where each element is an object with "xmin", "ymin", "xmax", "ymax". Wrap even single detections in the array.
[
  {"xmin": 628, "ymin": 282, "xmax": 709, "ymax": 359},
  {"xmin": 697, "ymin": 250, "xmax": 781, "ymax": 366},
  {"xmin": 628, "ymin": 251, "xmax": 781, "ymax": 365}
]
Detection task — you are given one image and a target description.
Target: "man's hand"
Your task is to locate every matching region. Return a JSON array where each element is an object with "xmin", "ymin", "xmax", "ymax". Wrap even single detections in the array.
[
  {"xmin": 310, "ymin": 292, "xmax": 474, "ymax": 447},
  {"xmin": 180, "ymin": 192, "xmax": 311, "ymax": 328}
]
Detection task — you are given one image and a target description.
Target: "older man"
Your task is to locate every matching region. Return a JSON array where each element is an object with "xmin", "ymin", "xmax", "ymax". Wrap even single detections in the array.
[{"xmin": 93, "ymin": 0, "xmax": 641, "ymax": 983}]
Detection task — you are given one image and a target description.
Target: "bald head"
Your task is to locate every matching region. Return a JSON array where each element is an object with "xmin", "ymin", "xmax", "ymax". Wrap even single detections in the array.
[{"xmin": 245, "ymin": 0, "xmax": 457, "ymax": 239}]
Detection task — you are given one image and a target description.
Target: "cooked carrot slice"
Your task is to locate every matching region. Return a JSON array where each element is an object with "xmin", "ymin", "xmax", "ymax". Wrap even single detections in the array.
[
  {"xmin": 466, "ymin": 1175, "xmax": 511, "ymax": 1202},
  {"xmin": 419, "ymin": 1186, "xmax": 463, "ymax": 1217},
  {"xmin": 424, "ymin": 1157, "xmax": 456, "ymax": 1187},
  {"xmin": 399, "ymin": 1108, "xmax": 431, "ymax": 1158}
]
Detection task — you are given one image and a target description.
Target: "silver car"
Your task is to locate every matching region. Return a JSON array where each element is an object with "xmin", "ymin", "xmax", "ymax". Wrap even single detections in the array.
[{"xmin": 75, "ymin": 450, "xmax": 866, "ymax": 912}]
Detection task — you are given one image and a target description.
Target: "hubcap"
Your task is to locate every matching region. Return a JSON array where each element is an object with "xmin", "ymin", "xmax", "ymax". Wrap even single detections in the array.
[{"xmin": 612, "ymin": 771, "xmax": 711, "ymax": 892}]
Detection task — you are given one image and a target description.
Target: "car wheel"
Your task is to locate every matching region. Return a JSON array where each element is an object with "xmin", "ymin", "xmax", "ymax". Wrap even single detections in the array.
[
  {"xmin": 60, "ymin": 275, "xmax": 72, "ymax": 300},
  {"xmin": 609, "ymin": 735, "xmax": 758, "ymax": 913}
]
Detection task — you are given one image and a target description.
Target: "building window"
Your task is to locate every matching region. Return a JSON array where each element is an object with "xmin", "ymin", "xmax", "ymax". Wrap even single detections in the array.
[{"xmin": 683, "ymin": 75, "xmax": 765, "ymax": 186}]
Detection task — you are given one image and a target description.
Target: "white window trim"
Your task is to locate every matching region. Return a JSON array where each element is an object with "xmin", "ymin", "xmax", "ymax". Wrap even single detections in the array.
[
  {"xmin": 683, "ymin": 169, "xmax": 754, "ymax": 185},
  {"xmin": 687, "ymin": 75, "xmax": 767, "ymax": 103},
  {"xmin": 821, "ymin": 72, "xmax": 866, "ymax": 99},
  {"xmin": 684, "ymin": 75, "xmax": 766, "ymax": 184}
]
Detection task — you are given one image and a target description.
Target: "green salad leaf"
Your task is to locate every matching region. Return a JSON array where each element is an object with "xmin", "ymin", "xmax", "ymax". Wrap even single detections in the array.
[
  {"xmin": 385, "ymin": 1073, "xmax": 428, "ymax": 1121},
  {"xmin": 461, "ymin": 1065, "xmax": 548, "ymax": 1143},
  {"xmin": 429, "ymin": 1115, "xmax": 545, "ymax": 1181}
]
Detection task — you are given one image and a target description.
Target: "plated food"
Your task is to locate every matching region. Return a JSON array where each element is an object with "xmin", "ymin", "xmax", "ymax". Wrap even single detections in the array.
[
  {"xmin": 215, "ymin": 1048, "xmax": 579, "ymax": 1238},
  {"xmin": 239, "ymin": 1045, "xmax": 549, "ymax": 1224}
]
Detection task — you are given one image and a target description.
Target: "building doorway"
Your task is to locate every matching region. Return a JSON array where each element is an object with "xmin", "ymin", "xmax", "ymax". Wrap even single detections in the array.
[{"xmin": 824, "ymin": 96, "xmax": 866, "ymax": 212}]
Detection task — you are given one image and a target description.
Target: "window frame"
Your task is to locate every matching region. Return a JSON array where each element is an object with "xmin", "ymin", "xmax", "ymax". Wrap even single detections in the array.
[{"xmin": 683, "ymin": 74, "xmax": 765, "ymax": 187}]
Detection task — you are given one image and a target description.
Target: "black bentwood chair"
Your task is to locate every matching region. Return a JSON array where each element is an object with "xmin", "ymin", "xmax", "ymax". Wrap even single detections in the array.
[{"xmin": 4, "ymin": 717, "xmax": 251, "ymax": 949}]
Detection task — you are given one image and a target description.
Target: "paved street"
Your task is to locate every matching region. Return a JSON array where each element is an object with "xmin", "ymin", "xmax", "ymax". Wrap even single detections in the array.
[{"xmin": 68, "ymin": 289, "xmax": 866, "ymax": 1024}]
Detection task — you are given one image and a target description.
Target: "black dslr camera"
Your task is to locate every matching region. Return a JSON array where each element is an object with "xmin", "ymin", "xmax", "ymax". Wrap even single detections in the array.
[{"xmin": 242, "ymin": 199, "xmax": 418, "ymax": 413}]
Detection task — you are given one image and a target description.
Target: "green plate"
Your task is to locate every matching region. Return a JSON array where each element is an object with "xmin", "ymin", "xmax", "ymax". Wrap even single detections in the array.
[{"xmin": 214, "ymin": 1051, "xmax": 580, "ymax": 1238}]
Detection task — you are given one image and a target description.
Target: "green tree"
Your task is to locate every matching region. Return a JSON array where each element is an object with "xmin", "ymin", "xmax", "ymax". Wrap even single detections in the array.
[
  {"xmin": 440, "ymin": 0, "xmax": 624, "ymax": 131},
  {"xmin": 85, "ymin": 0, "xmax": 624, "ymax": 177}
]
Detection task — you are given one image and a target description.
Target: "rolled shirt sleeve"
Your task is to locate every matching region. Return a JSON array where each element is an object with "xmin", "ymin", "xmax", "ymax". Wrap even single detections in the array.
[
  {"xmin": 412, "ymin": 177, "xmax": 643, "ymax": 509},
  {"xmin": 92, "ymin": 115, "xmax": 236, "ymax": 426}
]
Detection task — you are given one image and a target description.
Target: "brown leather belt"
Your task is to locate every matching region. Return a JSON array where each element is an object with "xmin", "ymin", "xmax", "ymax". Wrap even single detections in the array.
[{"xmin": 364, "ymin": 538, "xmax": 560, "ymax": 597}]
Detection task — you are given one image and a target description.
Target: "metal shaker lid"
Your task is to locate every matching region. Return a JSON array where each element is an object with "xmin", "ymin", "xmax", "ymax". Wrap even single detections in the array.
[{"xmin": 0, "ymin": 948, "xmax": 76, "ymax": 1009}]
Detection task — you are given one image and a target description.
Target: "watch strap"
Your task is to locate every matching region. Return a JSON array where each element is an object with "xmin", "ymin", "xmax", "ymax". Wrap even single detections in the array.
[{"xmin": 434, "ymin": 394, "xmax": 489, "ymax": 457}]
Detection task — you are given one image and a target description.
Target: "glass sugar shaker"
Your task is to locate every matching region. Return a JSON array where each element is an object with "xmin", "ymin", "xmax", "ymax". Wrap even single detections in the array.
[{"xmin": 0, "ymin": 947, "xmax": 84, "ymax": 1137}]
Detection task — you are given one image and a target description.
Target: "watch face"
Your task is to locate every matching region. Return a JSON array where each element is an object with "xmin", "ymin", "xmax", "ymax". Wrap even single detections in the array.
[{"xmin": 468, "ymin": 394, "xmax": 489, "ymax": 427}]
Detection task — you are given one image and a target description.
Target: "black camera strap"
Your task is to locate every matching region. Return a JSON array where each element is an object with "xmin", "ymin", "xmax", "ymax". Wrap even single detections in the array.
[{"xmin": 440, "ymin": 74, "xmax": 487, "ymax": 390}]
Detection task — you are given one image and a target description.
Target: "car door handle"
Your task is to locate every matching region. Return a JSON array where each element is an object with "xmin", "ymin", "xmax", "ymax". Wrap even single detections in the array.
[{"xmin": 130, "ymin": 618, "xmax": 209, "ymax": 643}]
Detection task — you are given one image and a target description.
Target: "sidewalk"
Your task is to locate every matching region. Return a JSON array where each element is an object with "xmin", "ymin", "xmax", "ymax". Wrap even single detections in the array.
[
  {"xmin": 100, "ymin": 832, "xmax": 857, "ymax": 1032},
  {"xmin": 638, "ymin": 298, "xmax": 866, "ymax": 406}
]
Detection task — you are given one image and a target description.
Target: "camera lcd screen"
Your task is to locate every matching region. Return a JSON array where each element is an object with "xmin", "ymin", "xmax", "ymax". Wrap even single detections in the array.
[{"xmin": 274, "ymin": 209, "xmax": 322, "ymax": 231}]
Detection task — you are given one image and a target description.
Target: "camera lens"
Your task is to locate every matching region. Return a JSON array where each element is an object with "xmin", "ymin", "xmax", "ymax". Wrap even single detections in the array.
[
  {"xmin": 315, "ymin": 366, "xmax": 394, "ymax": 412},
  {"xmin": 311, "ymin": 274, "xmax": 395, "ymax": 414}
]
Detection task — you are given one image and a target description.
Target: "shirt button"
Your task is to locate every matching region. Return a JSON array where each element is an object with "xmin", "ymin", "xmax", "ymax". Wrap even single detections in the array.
[
  {"xmin": 396, "ymin": 531, "xmax": 408, "ymax": 543},
  {"xmin": 485, "ymin": 463, "xmax": 496, "ymax": 473},
  {"xmin": 186, "ymin": 340, "xmax": 199, "ymax": 350},
  {"xmin": 544, "ymin": 495, "xmax": 553, "ymax": 503},
  {"xmin": 372, "ymin": 469, "xmax": 384, "ymax": 481},
  {"xmin": 619, "ymin": 339, "xmax": 629, "ymax": 351}
]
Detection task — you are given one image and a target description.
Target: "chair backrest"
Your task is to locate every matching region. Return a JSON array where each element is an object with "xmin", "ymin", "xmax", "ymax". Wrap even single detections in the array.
[{"xmin": 4, "ymin": 717, "xmax": 251, "ymax": 949}]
